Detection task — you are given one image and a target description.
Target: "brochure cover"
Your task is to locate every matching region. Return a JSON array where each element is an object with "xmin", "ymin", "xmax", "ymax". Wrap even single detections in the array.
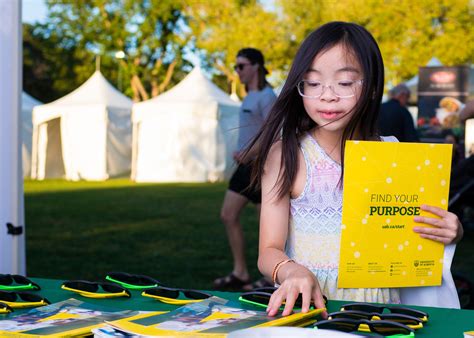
[
  {"xmin": 0, "ymin": 298, "xmax": 142, "ymax": 337},
  {"xmin": 338, "ymin": 141, "xmax": 452, "ymax": 288},
  {"xmin": 107, "ymin": 296, "xmax": 324, "ymax": 337}
]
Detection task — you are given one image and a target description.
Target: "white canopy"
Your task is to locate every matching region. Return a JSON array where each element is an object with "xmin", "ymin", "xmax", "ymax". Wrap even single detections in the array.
[
  {"xmin": 31, "ymin": 71, "xmax": 133, "ymax": 181},
  {"xmin": 132, "ymin": 67, "xmax": 240, "ymax": 182},
  {"xmin": 21, "ymin": 92, "xmax": 41, "ymax": 178}
]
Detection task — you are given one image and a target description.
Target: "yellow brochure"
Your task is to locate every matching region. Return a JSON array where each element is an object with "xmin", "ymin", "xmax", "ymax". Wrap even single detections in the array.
[{"xmin": 338, "ymin": 141, "xmax": 452, "ymax": 288}]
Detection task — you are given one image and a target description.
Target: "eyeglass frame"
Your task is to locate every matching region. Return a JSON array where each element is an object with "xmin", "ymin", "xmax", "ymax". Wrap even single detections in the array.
[{"xmin": 296, "ymin": 79, "xmax": 363, "ymax": 99}]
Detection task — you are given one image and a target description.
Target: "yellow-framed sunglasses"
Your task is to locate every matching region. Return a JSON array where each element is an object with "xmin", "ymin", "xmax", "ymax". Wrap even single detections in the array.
[
  {"xmin": 61, "ymin": 280, "xmax": 131, "ymax": 299},
  {"xmin": 0, "ymin": 291, "xmax": 50, "ymax": 309}
]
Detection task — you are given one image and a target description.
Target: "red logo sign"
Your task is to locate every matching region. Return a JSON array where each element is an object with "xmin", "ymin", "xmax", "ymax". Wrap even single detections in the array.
[{"xmin": 430, "ymin": 71, "xmax": 456, "ymax": 83}]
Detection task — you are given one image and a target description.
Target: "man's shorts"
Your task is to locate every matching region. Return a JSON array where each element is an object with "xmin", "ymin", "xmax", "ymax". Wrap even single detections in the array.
[{"xmin": 228, "ymin": 163, "xmax": 262, "ymax": 204}]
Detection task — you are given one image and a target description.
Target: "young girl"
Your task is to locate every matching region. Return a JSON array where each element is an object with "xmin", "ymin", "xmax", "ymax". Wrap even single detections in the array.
[{"xmin": 245, "ymin": 22, "xmax": 463, "ymax": 317}]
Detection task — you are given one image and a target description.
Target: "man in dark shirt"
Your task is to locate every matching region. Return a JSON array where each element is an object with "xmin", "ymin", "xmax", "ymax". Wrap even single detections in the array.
[{"xmin": 378, "ymin": 84, "xmax": 419, "ymax": 142}]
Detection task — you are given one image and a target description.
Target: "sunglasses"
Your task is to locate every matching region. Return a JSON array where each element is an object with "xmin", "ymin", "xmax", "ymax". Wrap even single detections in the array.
[
  {"xmin": 142, "ymin": 287, "xmax": 211, "ymax": 305},
  {"xmin": 239, "ymin": 287, "xmax": 327, "ymax": 310},
  {"xmin": 340, "ymin": 303, "xmax": 429, "ymax": 322},
  {"xmin": 105, "ymin": 272, "xmax": 161, "ymax": 290},
  {"xmin": 0, "ymin": 302, "xmax": 14, "ymax": 314},
  {"xmin": 0, "ymin": 291, "xmax": 50, "ymax": 309},
  {"xmin": 61, "ymin": 280, "xmax": 131, "ymax": 299},
  {"xmin": 233, "ymin": 63, "xmax": 252, "ymax": 71},
  {"xmin": 328, "ymin": 310, "xmax": 423, "ymax": 329},
  {"xmin": 0, "ymin": 274, "xmax": 41, "ymax": 291},
  {"xmin": 314, "ymin": 318, "xmax": 415, "ymax": 336}
]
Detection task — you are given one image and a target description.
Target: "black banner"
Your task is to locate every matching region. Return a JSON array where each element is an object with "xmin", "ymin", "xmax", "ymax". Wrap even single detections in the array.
[{"xmin": 417, "ymin": 66, "xmax": 469, "ymax": 124}]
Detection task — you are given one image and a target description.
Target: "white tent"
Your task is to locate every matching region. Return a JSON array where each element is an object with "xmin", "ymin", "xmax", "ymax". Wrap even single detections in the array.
[
  {"xmin": 132, "ymin": 67, "xmax": 240, "ymax": 183},
  {"xmin": 31, "ymin": 71, "xmax": 133, "ymax": 181},
  {"xmin": 22, "ymin": 92, "xmax": 41, "ymax": 178}
]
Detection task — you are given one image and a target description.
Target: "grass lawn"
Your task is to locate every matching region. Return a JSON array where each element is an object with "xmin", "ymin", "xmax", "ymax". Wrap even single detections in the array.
[
  {"xmin": 24, "ymin": 179, "xmax": 474, "ymax": 303},
  {"xmin": 24, "ymin": 179, "xmax": 261, "ymax": 290}
]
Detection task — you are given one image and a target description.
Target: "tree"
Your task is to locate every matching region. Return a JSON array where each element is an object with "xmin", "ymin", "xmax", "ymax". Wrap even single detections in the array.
[
  {"xmin": 323, "ymin": 0, "xmax": 474, "ymax": 86},
  {"xmin": 23, "ymin": 23, "xmax": 86, "ymax": 102},
  {"xmin": 186, "ymin": 0, "xmax": 290, "ymax": 97},
  {"xmin": 43, "ymin": 0, "xmax": 191, "ymax": 101}
]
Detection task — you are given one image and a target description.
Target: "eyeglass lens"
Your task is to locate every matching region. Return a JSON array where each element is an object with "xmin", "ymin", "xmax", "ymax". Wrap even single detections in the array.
[{"xmin": 298, "ymin": 80, "xmax": 361, "ymax": 98}]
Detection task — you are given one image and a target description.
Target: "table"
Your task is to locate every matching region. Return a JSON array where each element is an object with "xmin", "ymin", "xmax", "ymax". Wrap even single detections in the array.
[{"xmin": 8, "ymin": 278, "xmax": 474, "ymax": 337}]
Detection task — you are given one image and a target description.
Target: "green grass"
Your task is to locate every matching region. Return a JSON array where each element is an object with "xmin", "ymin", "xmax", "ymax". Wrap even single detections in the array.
[
  {"xmin": 24, "ymin": 179, "xmax": 261, "ymax": 290},
  {"xmin": 24, "ymin": 179, "xmax": 474, "ymax": 295}
]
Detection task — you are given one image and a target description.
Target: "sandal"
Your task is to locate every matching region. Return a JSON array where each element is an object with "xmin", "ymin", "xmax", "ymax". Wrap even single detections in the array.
[
  {"xmin": 242, "ymin": 277, "xmax": 274, "ymax": 291},
  {"xmin": 213, "ymin": 273, "xmax": 251, "ymax": 291}
]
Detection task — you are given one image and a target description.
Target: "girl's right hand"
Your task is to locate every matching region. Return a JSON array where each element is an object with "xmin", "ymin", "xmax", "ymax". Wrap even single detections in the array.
[{"xmin": 266, "ymin": 264, "xmax": 327, "ymax": 318}]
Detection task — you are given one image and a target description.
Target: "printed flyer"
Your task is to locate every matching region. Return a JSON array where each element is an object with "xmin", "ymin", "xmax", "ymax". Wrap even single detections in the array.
[{"xmin": 338, "ymin": 141, "xmax": 452, "ymax": 288}]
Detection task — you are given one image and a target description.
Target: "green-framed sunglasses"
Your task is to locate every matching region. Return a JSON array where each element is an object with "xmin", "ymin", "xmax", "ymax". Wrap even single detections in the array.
[
  {"xmin": 0, "ymin": 274, "xmax": 41, "ymax": 291},
  {"xmin": 105, "ymin": 272, "xmax": 161, "ymax": 290}
]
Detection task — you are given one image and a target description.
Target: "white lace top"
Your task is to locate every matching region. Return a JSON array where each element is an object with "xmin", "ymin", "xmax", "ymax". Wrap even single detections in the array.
[{"xmin": 285, "ymin": 133, "xmax": 400, "ymax": 303}]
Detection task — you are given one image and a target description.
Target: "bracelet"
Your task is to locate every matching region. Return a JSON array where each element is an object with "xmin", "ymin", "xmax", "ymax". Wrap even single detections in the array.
[{"xmin": 272, "ymin": 259, "xmax": 295, "ymax": 284}]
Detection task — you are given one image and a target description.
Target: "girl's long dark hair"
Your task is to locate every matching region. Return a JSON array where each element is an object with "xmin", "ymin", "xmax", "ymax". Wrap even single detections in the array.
[{"xmin": 246, "ymin": 21, "xmax": 384, "ymax": 199}]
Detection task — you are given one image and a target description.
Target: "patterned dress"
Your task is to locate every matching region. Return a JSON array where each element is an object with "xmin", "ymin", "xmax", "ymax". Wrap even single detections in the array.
[{"xmin": 285, "ymin": 132, "xmax": 400, "ymax": 303}]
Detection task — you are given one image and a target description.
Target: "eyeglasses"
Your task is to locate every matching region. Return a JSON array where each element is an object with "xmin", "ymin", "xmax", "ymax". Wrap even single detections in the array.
[
  {"xmin": 142, "ymin": 287, "xmax": 212, "ymax": 305},
  {"xmin": 234, "ymin": 63, "xmax": 252, "ymax": 71},
  {"xmin": 328, "ymin": 310, "xmax": 423, "ymax": 329},
  {"xmin": 340, "ymin": 303, "xmax": 429, "ymax": 322},
  {"xmin": 0, "ymin": 291, "xmax": 50, "ymax": 309},
  {"xmin": 0, "ymin": 274, "xmax": 41, "ymax": 291},
  {"xmin": 314, "ymin": 318, "xmax": 414, "ymax": 336},
  {"xmin": 0, "ymin": 302, "xmax": 14, "ymax": 314},
  {"xmin": 105, "ymin": 272, "xmax": 161, "ymax": 290},
  {"xmin": 297, "ymin": 79, "xmax": 363, "ymax": 99},
  {"xmin": 239, "ymin": 287, "xmax": 327, "ymax": 310},
  {"xmin": 61, "ymin": 280, "xmax": 131, "ymax": 299}
]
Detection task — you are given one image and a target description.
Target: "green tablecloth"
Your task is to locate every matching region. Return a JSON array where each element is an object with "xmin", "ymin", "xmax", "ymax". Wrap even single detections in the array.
[{"xmin": 7, "ymin": 278, "xmax": 474, "ymax": 337}]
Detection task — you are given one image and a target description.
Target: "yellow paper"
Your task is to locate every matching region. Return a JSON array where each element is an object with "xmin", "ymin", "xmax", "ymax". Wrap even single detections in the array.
[{"xmin": 338, "ymin": 141, "xmax": 452, "ymax": 288}]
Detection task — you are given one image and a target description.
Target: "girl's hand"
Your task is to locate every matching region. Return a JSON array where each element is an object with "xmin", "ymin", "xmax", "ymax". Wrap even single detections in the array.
[
  {"xmin": 413, "ymin": 204, "xmax": 463, "ymax": 244},
  {"xmin": 266, "ymin": 264, "xmax": 327, "ymax": 318}
]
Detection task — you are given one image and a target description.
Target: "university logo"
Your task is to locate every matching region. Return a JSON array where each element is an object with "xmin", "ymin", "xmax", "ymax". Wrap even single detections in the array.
[{"xmin": 414, "ymin": 260, "xmax": 419, "ymax": 267}]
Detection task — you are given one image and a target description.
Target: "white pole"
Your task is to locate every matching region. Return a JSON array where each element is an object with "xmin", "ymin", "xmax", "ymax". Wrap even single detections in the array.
[{"xmin": 0, "ymin": 0, "xmax": 26, "ymax": 274}]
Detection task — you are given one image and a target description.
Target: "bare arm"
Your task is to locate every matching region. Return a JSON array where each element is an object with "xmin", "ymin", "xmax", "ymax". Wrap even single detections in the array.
[{"xmin": 258, "ymin": 142, "xmax": 327, "ymax": 317}]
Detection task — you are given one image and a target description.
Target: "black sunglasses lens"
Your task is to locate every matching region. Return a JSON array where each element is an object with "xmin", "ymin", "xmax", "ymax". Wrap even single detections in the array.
[
  {"xmin": 382, "ymin": 314, "xmax": 420, "ymax": 326},
  {"xmin": 371, "ymin": 322, "xmax": 411, "ymax": 335},
  {"xmin": 315, "ymin": 320, "xmax": 357, "ymax": 332},
  {"xmin": 12, "ymin": 275, "xmax": 31, "ymax": 285},
  {"xmin": 330, "ymin": 311, "xmax": 370, "ymax": 320},
  {"xmin": 65, "ymin": 281, "xmax": 98, "ymax": 292},
  {"xmin": 344, "ymin": 304, "xmax": 381, "ymax": 313},
  {"xmin": 183, "ymin": 290, "xmax": 211, "ymax": 300},
  {"xmin": 101, "ymin": 283, "xmax": 125, "ymax": 293},
  {"xmin": 0, "ymin": 291, "xmax": 16, "ymax": 302},
  {"xmin": 17, "ymin": 292, "xmax": 42, "ymax": 302},
  {"xmin": 390, "ymin": 307, "xmax": 427, "ymax": 319},
  {"xmin": 252, "ymin": 287, "xmax": 276, "ymax": 293},
  {"xmin": 0, "ymin": 275, "xmax": 13, "ymax": 285},
  {"xmin": 108, "ymin": 272, "xmax": 157, "ymax": 285},
  {"xmin": 147, "ymin": 288, "xmax": 179, "ymax": 298}
]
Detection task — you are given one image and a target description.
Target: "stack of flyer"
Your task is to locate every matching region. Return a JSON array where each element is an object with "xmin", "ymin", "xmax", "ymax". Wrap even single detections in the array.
[{"xmin": 98, "ymin": 296, "xmax": 323, "ymax": 337}]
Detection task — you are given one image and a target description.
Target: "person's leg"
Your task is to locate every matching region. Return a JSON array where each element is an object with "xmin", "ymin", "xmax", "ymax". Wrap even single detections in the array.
[{"xmin": 219, "ymin": 190, "xmax": 250, "ymax": 281}]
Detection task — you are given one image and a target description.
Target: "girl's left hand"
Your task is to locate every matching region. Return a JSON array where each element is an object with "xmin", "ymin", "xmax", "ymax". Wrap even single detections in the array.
[{"xmin": 413, "ymin": 204, "xmax": 463, "ymax": 244}]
